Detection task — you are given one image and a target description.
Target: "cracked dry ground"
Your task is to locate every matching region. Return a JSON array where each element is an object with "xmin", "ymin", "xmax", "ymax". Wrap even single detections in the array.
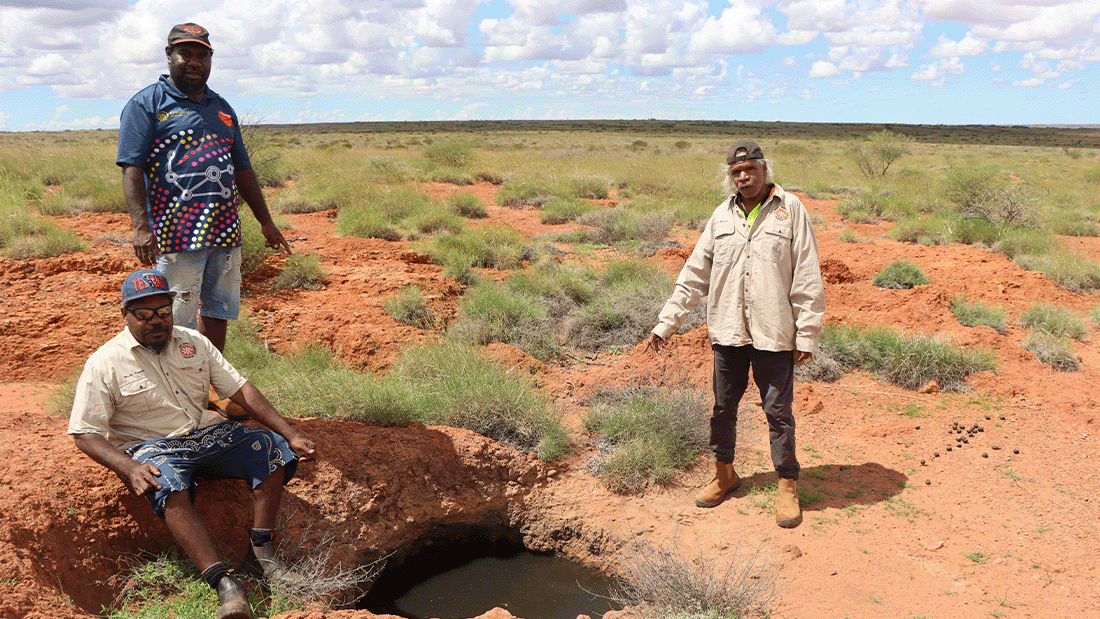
[{"xmin": 2, "ymin": 181, "xmax": 1099, "ymax": 619}]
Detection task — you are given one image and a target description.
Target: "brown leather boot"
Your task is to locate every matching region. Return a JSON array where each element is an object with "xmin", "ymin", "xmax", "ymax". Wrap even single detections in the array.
[
  {"xmin": 776, "ymin": 478, "xmax": 802, "ymax": 528},
  {"xmin": 694, "ymin": 462, "xmax": 741, "ymax": 507},
  {"xmin": 215, "ymin": 575, "xmax": 252, "ymax": 619}
]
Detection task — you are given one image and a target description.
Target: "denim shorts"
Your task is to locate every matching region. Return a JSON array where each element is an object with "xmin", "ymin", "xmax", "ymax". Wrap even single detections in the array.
[
  {"xmin": 156, "ymin": 246, "xmax": 242, "ymax": 328},
  {"xmin": 126, "ymin": 421, "xmax": 299, "ymax": 519}
]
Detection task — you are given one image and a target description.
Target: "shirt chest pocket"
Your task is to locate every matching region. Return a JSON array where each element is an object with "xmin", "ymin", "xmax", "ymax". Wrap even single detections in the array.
[
  {"xmin": 117, "ymin": 376, "xmax": 162, "ymax": 417},
  {"xmin": 760, "ymin": 225, "xmax": 792, "ymax": 262},
  {"xmin": 712, "ymin": 221, "xmax": 744, "ymax": 265}
]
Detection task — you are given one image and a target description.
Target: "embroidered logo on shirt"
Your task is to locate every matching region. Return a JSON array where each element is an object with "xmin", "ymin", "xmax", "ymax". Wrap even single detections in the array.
[
  {"xmin": 775, "ymin": 207, "xmax": 788, "ymax": 221},
  {"xmin": 156, "ymin": 110, "xmax": 191, "ymax": 122},
  {"xmin": 180, "ymin": 343, "xmax": 196, "ymax": 358},
  {"xmin": 218, "ymin": 111, "xmax": 233, "ymax": 128}
]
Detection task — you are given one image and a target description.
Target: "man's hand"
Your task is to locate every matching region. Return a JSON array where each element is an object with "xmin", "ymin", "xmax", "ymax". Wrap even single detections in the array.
[
  {"xmin": 124, "ymin": 462, "xmax": 164, "ymax": 496},
  {"xmin": 260, "ymin": 222, "xmax": 293, "ymax": 255},
  {"xmin": 795, "ymin": 350, "xmax": 814, "ymax": 364},
  {"xmin": 132, "ymin": 224, "xmax": 158, "ymax": 266},
  {"xmin": 642, "ymin": 333, "xmax": 664, "ymax": 354},
  {"xmin": 289, "ymin": 435, "xmax": 317, "ymax": 463}
]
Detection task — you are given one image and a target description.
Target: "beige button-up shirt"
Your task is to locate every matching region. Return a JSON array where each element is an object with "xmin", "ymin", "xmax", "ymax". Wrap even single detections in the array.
[
  {"xmin": 68, "ymin": 326, "xmax": 247, "ymax": 450},
  {"xmin": 652, "ymin": 184, "xmax": 825, "ymax": 353}
]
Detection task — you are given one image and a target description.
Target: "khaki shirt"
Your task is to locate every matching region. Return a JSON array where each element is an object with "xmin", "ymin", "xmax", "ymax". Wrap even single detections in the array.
[
  {"xmin": 653, "ymin": 184, "xmax": 825, "ymax": 353},
  {"xmin": 68, "ymin": 326, "xmax": 247, "ymax": 450}
]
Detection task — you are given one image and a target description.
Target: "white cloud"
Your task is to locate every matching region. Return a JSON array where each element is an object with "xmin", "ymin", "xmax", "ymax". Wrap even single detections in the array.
[
  {"xmin": 809, "ymin": 61, "xmax": 839, "ymax": 78},
  {"xmin": 910, "ymin": 57, "xmax": 964, "ymax": 85},
  {"xmin": 689, "ymin": 0, "xmax": 778, "ymax": 54},
  {"xmin": 1058, "ymin": 78, "xmax": 1079, "ymax": 89},
  {"xmin": 930, "ymin": 33, "xmax": 988, "ymax": 57}
]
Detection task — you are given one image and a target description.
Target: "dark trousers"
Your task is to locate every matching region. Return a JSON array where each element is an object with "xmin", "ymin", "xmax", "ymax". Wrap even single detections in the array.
[{"xmin": 710, "ymin": 344, "xmax": 800, "ymax": 480}]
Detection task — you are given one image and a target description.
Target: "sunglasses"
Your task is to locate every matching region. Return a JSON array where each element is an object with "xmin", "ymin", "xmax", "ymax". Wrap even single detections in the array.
[{"xmin": 126, "ymin": 303, "xmax": 173, "ymax": 321}]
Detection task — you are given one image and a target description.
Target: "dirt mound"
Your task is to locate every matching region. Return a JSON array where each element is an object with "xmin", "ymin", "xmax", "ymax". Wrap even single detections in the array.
[{"xmin": 2, "ymin": 189, "xmax": 1100, "ymax": 619}]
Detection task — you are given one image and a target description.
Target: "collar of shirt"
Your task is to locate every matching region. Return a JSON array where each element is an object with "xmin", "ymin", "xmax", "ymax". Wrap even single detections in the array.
[
  {"xmin": 158, "ymin": 73, "xmax": 210, "ymax": 104},
  {"xmin": 733, "ymin": 184, "xmax": 777, "ymax": 229}
]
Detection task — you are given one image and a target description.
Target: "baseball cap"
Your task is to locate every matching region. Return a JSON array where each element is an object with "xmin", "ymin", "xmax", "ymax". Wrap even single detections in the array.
[
  {"xmin": 726, "ymin": 139, "xmax": 765, "ymax": 164},
  {"xmin": 167, "ymin": 23, "xmax": 212, "ymax": 50},
  {"xmin": 122, "ymin": 269, "xmax": 176, "ymax": 305}
]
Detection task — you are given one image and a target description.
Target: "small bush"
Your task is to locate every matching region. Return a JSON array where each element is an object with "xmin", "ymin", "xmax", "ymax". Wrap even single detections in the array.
[
  {"xmin": 890, "ymin": 217, "xmax": 947, "ymax": 245},
  {"xmin": 573, "ymin": 208, "xmax": 672, "ymax": 245},
  {"xmin": 385, "ymin": 285, "xmax": 435, "ymax": 330},
  {"xmin": 584, "ymin": 386, "xmax": 709, "ymax": 492},
  {"xmin": 391, "ymin": 342, "xmax": 569, "ymax": 460},
  {"xmin": 423, "ymin": 140, "xmax": 475, "ymax": 168},
  {"xmin": 2, "ymin": 228, "xmax": 86, "ymax": 259},
  {"xmin": 423, "ymin": 224, "xmax": 532, "ymax": 272},
  {"xmin": 497, "ymin": 181, "xmax": 554, "ymax": 208},
  {"xmin": 992, "ymin": 229, "xmax": 1053, "ymax": 259},
  {"xmin": 270, "ymin": 253, "xmax": 328, "ymax": 290},
  {"xmin": 610, "ymin": 535, "xmax": 778, "ymax": 619},
  {"xmin": 448, "ymin": 194, "xmax": 488, "ymax": 218},
  {"xmin": 1018, "ymin": 303, "xmax": 1087, "ymax": 341},
  {"xmin": 948, "ymin": 218, "xmax": 1009, "ymax": 246},
  {"xmin": 944, "ymin": 166, "xmax": 998, "ymax": 209},
  {"xmin": 447, "ymin": 281, "xmax": 561, "ymax": 361},
  {"xmin": 820, "ymin": 323, "xmax": 997, "ymax": 392},
  {"xmin": 336, "ymin": 206, "xmax": 402, "ymax": 241},
  {"xmin": 872, "ymin": 260, "xmax": 929, "ymax": 289},
  {"xmin": 570, "ymin": 176, "xmax": 609, "ymax": 199},
  {"xmin": 1013, "ymin": 251, "xmax": 1100, "ymax": 293},
  {"xmin": 540, "ymin": 198, "xmax": 593, "ymax": 224},
  {"xmin": 950, "ymin": 296, "xmax": 1007, "ymax": 334},
  {"xmin": 1023, "ymin": 330, "xmax": 1079, "ymax": 371},
  {"xmin": 364, "ymin": 155, "xmax": 408, "ymax": 184},
  {"xmin": 837, "ymin": 229, "xmax": 862, "ymax": 243}
]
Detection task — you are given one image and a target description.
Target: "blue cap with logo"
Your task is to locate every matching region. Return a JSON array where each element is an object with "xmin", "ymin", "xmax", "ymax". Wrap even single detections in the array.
[{"xmin": 121, "ymin": 269, "xmax": 176, "ymax": 305}]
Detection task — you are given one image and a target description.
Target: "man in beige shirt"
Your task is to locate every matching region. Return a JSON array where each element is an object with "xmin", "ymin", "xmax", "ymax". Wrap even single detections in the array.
[
  {"xmin": 69, "ymin": 269, "xmax": 316, "ymax": 619},
  {"xmin": 644, "ymin": 139, "xmax": 825, "ymax": 528}
]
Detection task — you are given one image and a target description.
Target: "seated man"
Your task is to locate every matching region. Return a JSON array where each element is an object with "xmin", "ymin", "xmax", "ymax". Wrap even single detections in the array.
[{"xmin": 69, "ymin": 269, "xmax": 317, "ymax": 619}]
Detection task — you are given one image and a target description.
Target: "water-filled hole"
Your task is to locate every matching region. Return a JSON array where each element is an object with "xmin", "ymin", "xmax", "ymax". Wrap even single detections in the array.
[{"xmin": 361, "ymin": 524, "xmax": 622, "ymax": 619}]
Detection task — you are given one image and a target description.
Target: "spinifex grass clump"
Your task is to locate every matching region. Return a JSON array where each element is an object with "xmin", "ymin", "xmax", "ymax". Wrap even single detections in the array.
[
  {"xmin": 270, "ymin": 253, "xmax": 328, "ymax": 290},
  {"xmin": 872, "ymin": 259, "xmax": 929, "ymax": 289},
  {"xmin": 1018, "ymin": 303, "xmax": 1087, "ymax": 340},
  {"xmin": 422, "ymin": 224, "xmax": 533, "ymax": 281},
  {"xmin": 950, "ymin": 295, "xmax": 1007, "ymax": 334},
  {"xmin": 1023, "ymin": 330, "xmax": 1080, "ymax": 372},
  {"xmin": 584, "ymin": 385, "xmax": 708, "ymax": 492},
  {"xmin": 610, "ymin": 535, "xmax": 778, "ymax": 619},
  {"xmin": 447, "ymin": 280, "xmax": 561, "ymax": 360},
  {"xmin": 820, "ymin": 323, "xmax": 997, "ymax": 392},
  {"xmin": 0, "ymin": 173, "xmax": 85, "ymax": 259},
  {"xmin": 227, "ymin": 321, "xmax": 568, "ymax": 461},
  {"xmin": 385, "ymin": 285, "xmax": 435, "ymax": 330}
]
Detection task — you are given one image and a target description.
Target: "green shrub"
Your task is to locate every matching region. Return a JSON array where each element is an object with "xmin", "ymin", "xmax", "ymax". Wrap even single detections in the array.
[
  {"xmin": 447, "ymin": 281, "xmax": 561, "ymax": 360},
  {"xmin": 944, "ymin": 166, "xmax": 998, "ymax": 209},
  {"xmin": 948, "ymin": 218, "xmax": 1009, "ymax": 246},
  {"xmin": 270, "ymin": 253, "xmax": 327, "ymax": 290},
  {"xmin": 570, "ymin": 176, "xmax": 609, "ymax": 199},
  {"xmin": 950, "ymin": 296, "xmax": 1007, "ymax": 334},
  {"xmin": 391, "ymin": 341, "xmax": 568, "ymax": 459},
  {"xmin": 1048, "ymin": 212, "xmax": 1100, "ymax": 237},
  {"xmin": 336, "ymin": 205, "xmax": 402, "ymax": 241},
  {"xmin": 385, "ymin": 285, "xmax": 435, "ymax": 330},
  {"xmin": 820, "ymin": 323, "xmax": 997, "ymax": 391},
  {"xmin": 239, "ymin": 215, "xmax": 276, "ymax": 276},
  {"xmin": 563, "ymin": 260, "xmax": 683, "ymax": 351},
  {"xmin": 423, "ymin": 139, "xmax": 476, "ymax": 168},
  {"xmin": 540, "ymin": 198, "xmax": 593, "ymax": 224},
  {"xmin": 1012, "ymin": 251, "xmax": 1100, "ymax": 293},
  {"xmin": 573, "ymin": 208, "xmax": 672, "ymax": 245},
  {"xmin": 1018, "ymin": 304, "xmax": 1087, "ymax": 340},
  {"xmin": 409, "ymin": 208, "xmax": 464, "ymax": 236},
  {"xmin": 2, "ymin": 229, "xmax": 87, "ymax": 259},
  {"xmin": 872, "ymin": 260, "xmax": 929, "ymax": 289},
  {"xmin": 890, "ymin": 217, "xmax": 947, "ymax": 245},
  {"xmin": 1023, "ymin": 330, "xmax": 1079, "ymax": 372},
  {"xmin": 448, "ymin": 194, "xmax": 488, "ymax": 218},
  {"xmin": 497, "ymin": 181, "xmax": 554, "ymax": 208},
  {"xmin": 584, "ymin": 386, "xmax": 708, "ymax": 492},
  {"xmin": 837, "ymin": 229, "xmax": 861, "ymax": 243},
  {"xmin": 364, "ymin": 155, "xmax": 409, "ymax": 184},
  {"xmin": 992, "ymin": 229, "xmax": 1053, "ymax": 259},
  {"xmin": 423, "ymin": 224, "xmax": 531, "ymax": 272}
]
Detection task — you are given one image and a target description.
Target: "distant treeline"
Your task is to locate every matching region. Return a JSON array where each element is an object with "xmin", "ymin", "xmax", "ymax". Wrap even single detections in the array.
[{"xmin": 253, "ymin": 119, "xmax": 1100, "ymax": 149}]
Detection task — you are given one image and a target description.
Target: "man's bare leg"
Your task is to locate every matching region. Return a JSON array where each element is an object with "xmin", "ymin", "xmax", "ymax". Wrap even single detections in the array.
[{"xmin": 162, "ymin": 491, "xmax": 222, "ymax": 570}]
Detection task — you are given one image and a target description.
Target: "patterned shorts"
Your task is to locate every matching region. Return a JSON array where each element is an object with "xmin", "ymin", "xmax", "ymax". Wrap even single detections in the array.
[{"xmin": 126, "ymin": 421, "xmax": 298, "ymax": 518}]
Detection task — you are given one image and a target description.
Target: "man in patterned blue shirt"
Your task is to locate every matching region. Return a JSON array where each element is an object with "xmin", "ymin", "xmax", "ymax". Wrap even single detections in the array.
[{"xmin": 118, "ymin": 23, "xmax": 291, "ymax": 352}]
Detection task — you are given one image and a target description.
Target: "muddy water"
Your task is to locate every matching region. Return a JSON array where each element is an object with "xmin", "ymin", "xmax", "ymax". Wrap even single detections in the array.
[{"xmin": 363, "ymin": 547, "xmax": 623, "ymax": 619}]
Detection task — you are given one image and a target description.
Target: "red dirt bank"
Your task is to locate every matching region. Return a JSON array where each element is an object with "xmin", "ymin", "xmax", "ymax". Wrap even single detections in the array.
[{"xmin": 2, "ymin": 183, "xmax": 1099, "ymax": 618}]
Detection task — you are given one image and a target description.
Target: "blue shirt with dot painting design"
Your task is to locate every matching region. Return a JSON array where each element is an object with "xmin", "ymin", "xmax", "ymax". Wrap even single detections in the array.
[{"xmin": 117, "ymin": 75, "xmax": 253, "ymax": 254}]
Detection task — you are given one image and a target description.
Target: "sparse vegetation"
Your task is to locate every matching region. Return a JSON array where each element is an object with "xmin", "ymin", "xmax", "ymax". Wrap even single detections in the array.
[
  {"xmin": 846, "ymin": 130, "xmax": 913, "ymax": 177},
  {"xmin": 610, "ymin": 535, "xmax": 778, "ymax": 619},
  {"xmin": 270, "ymin": 253, "xmax": 328, "ymax": 290},
  {"xmin": 1018, "ymin": 303, "xmax": 1087, "ymax": 341},
  {"xmin": 385, "ymin": 285, "xmax": 436, "ymax": 330},
  {"xmin": 950, "ymin": 296, "xmax": 1007, "ymax": 334},
  {"xmin": 583, "ymin": 385, "xmax": 708, "ymax": 492},
  {"xmin": 819, "ymin": 323, "xmax": 997, "ymax": 391},
  {"xmin": 872, "ymin": 260, "xmax": 930, "ymax": 289}
]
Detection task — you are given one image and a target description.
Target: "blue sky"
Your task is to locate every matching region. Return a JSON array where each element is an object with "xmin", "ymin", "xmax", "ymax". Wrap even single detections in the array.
[{"xmin": 0, "ymin": 0, "xmax": 1096, "ymax": 131}]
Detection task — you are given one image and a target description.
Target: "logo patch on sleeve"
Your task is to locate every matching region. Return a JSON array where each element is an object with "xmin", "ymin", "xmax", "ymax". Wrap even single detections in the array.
[
  {"xmin": 180, "ymin": 343, "xmax": 197, "ymax": 358},
  {"xmin": 218, "ymin": 111, "xmax": 233, "ymax": 128}
]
